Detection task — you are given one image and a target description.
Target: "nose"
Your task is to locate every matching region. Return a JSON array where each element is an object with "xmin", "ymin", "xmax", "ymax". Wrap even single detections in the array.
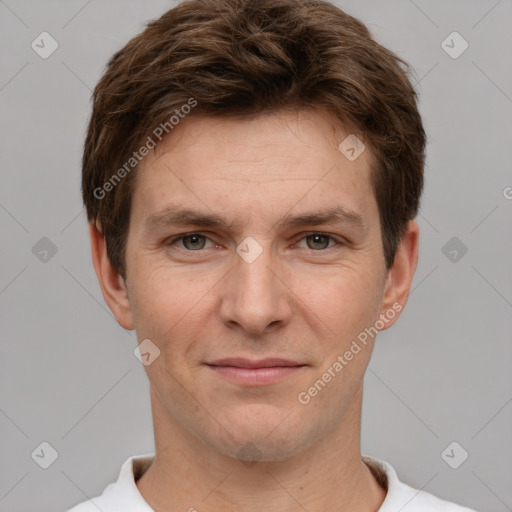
[{"xmin": 219, "ymin": 241, "xmax": 293, "ymax": 337}]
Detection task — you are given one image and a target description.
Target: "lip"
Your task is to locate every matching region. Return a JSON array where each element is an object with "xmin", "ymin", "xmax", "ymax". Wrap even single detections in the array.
[
  {"xmin": 205, "ymin": 358, "xmax": 307, "ymax": 386},
  {"xmin": 207, "ymin": 357, "xmax": 303, "ymax": 368}
]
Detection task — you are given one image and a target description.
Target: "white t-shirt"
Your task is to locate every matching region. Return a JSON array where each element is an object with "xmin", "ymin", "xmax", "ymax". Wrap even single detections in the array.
[{"xmin": 66, "ymin": 453, "xmax": 477, "ymax": 512}]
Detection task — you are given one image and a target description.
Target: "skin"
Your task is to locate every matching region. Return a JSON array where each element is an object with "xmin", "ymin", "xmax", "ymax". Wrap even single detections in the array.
[{"xmin": 90, "ymin": 108, "xmax": 419, "ymax": 512}]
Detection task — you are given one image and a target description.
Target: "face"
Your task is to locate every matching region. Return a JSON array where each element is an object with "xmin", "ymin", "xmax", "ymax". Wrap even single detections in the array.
[{"xmin": 101, "ymin": 108, "xmax": 413, "ymax": 462}]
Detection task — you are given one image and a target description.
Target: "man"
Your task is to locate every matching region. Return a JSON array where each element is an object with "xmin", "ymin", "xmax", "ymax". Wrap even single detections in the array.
[{"xmin": 68, "ymin": 0, "xmax": 478, "ymax": 510}]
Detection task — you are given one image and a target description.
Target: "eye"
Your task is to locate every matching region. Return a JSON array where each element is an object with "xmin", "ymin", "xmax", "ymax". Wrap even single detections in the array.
[
  {"xmin": 165, "ymin": 232, "xmax": 342, "ymax": 253},
  {"xmin": 167, "ymin": 233, "xmax": 214, "ymax": 251},
  {"xmin": 296, "ymin": 233, "xmax": 341, "ymax": 251}
]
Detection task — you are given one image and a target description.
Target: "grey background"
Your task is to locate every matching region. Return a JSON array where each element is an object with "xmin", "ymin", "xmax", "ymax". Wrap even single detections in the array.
[{"xmin": 0, "ymin": 1, "xmax": 511, "ymax": 511}]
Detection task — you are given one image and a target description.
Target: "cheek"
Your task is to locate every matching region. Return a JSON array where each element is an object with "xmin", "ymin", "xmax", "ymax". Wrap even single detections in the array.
[
  {"xmin": 128, "ymin": 262, "xmax": 194, "ymax": 339},
  {"xmin": 128, "ymin": 260, "xmax": 220, "ymax": 370},
  {"xmin": 296, "ymin": 270, "xmax": 382, "ymax": 408},
  {"xmin": 299, "ymin": 263, "xmax": 383, "ymax": 343}
]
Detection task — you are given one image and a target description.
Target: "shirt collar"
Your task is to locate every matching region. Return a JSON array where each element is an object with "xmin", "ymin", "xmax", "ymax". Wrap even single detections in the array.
[{"xmin": 114, "ymin": 452, "xmax": 412, "ymax": 511}]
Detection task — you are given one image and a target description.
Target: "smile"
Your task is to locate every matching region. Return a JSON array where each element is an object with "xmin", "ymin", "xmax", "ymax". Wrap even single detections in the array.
[{"xmin": 205, "ymin": 358, "xmax": 307, "ymax": 386}]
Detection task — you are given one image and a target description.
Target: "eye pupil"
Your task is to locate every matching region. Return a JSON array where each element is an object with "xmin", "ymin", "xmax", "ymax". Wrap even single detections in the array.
[
  {"xmin": 307, "ymin": 234, "xmax": 330, "ymax": 250},
  {"xmin": 183, "ymin": 234, "xmax": 206, "ymax": 250}
]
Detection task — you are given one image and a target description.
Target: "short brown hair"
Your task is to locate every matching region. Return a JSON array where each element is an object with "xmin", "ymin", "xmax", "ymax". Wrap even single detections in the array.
[{"xmin": 82, "ymin": 0, "xmax": 426, "ymax": 279}]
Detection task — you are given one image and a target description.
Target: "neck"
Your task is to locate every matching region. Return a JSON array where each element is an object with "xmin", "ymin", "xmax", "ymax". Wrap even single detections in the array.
[{"xmin": 136, "ymin": 386, "xmax": 386, "ymax": 512}]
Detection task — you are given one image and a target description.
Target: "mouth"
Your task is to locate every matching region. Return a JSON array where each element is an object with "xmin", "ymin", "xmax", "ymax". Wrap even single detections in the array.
[{"xmin": 204, "ymin": 358, "xmax": 307, "ymax": 386}]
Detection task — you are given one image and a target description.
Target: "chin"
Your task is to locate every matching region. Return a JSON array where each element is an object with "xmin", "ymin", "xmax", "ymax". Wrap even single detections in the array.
[
  {"xmin": 201, "ymin": 405, "xmax": 318, "ymax": 463},
  {"xmin": 212, "ymin": 434, "xmax": 306, "ymax": 464}
]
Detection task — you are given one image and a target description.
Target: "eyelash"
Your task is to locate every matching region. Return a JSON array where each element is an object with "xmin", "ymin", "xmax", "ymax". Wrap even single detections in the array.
[{"xmin": 165, "ymin": 232, "xmax": 343, "ymax": 254}]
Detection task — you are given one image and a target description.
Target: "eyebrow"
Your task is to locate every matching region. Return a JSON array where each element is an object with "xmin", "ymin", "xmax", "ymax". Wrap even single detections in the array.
[{"xmin": 143, "ymin": 204, "xmax": 366, "ymax": 234}]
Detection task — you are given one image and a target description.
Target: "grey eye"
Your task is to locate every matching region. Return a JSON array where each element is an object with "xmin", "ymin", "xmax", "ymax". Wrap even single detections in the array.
[
  {"xmin": 305, "ymin": 234, "xmax": 332, "ymax": 250},
  {"xmin": 181, "ymin": 234, "xmax": 207, "ymax": 250}
]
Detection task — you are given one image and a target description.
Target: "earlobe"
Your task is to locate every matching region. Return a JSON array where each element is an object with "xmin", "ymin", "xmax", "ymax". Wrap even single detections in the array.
[
  {"xmin": 378, "ymin": 220, "xmax": 419, "ymax": 330},
  {"xmin": 89, "ymin": 222, "xmax": 134, "ymax": 330}
]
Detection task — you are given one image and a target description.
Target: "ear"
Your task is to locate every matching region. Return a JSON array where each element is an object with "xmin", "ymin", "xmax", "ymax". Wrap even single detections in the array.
[
  {"xmin": 378, "ymin": 220, "xmax": 419, "ymax": 330},
  {"xmin": 89, "ymin": 222, "xmax": 134, "ymax": 330}
]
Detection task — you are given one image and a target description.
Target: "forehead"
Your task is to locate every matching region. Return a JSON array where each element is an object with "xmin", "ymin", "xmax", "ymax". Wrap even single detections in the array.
[
  {"xmin": 132, "ymin": 108, "xmax": 377, "ymax": 231},
  {"xmin": 151, "ymin": 108, "xmax": 370, "ymax": 173}
]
